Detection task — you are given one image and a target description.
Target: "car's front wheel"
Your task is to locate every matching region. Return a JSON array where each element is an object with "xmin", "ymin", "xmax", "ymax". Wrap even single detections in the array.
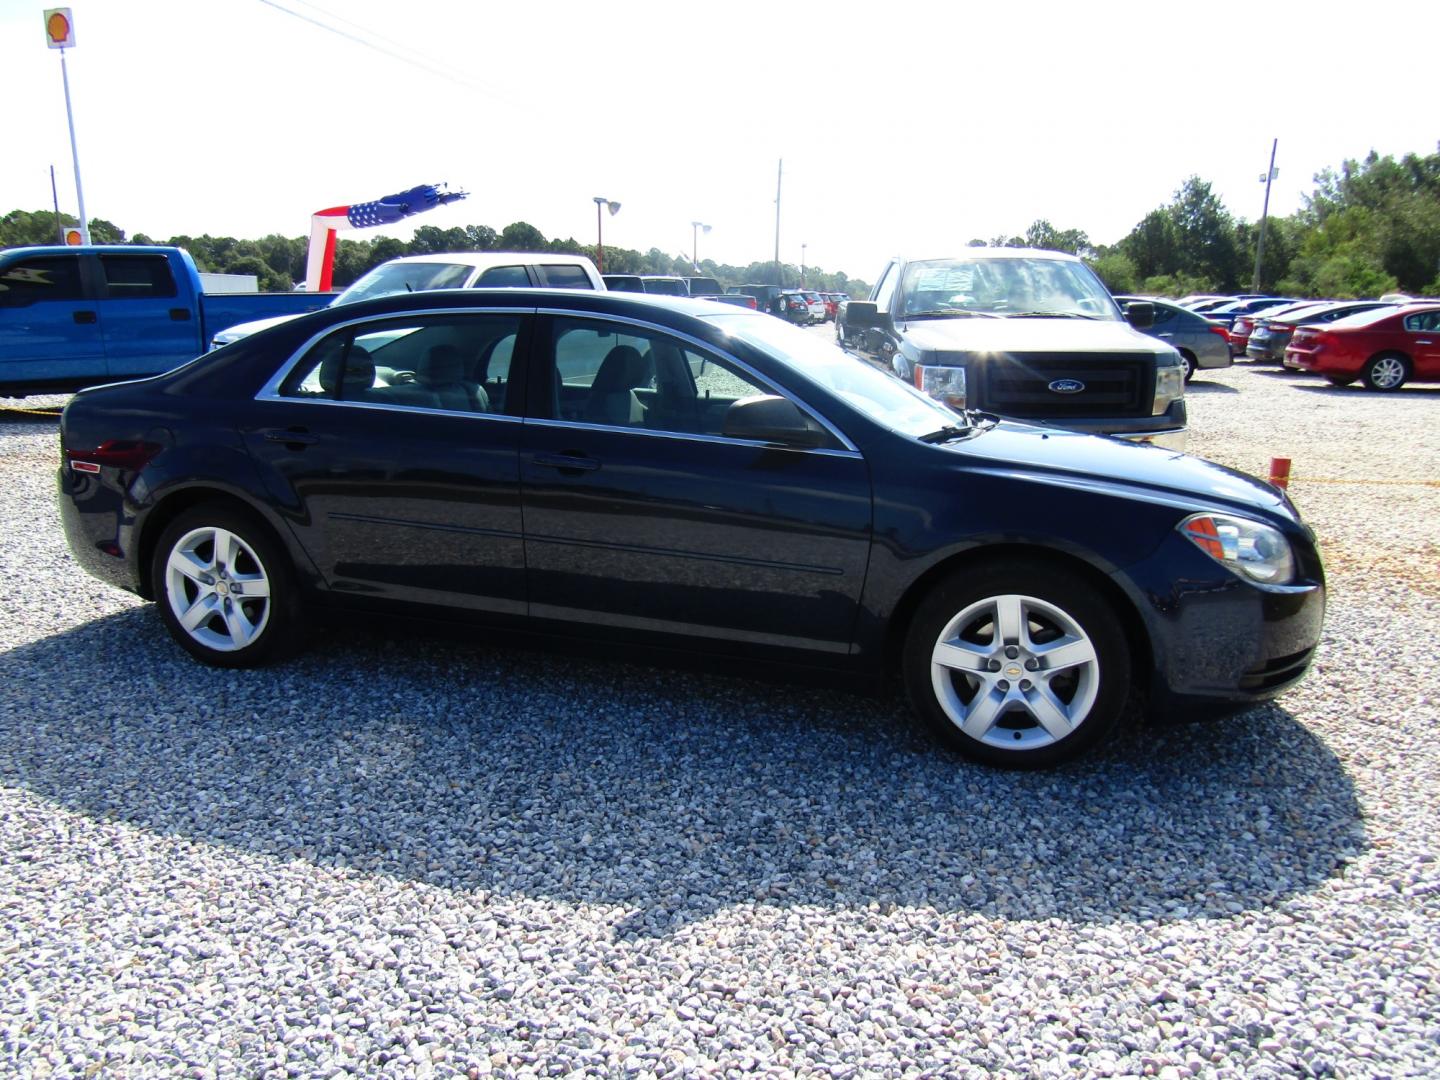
[
  {"xmin": 902, "ymin": 562, "xmax": 1131, "ymax": 767},
  {"xmin": 1362, "ymin": 353, "xmax": 1409, "ymax": 391},
  {"xmin": 151, "ymin": 503, "xmax": 304, "ymax": 667}
]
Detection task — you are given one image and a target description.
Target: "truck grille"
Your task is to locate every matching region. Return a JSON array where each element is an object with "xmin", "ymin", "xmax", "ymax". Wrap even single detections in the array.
[{"xmin": 976, "ymin": 354, "xmax": 1151, "ymax": 418}]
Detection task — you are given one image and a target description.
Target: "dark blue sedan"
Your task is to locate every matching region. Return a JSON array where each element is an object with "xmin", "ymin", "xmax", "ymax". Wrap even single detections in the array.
[{"xmin": 57, "ymin": 290, "xmax": 1324, "ymax": 766}]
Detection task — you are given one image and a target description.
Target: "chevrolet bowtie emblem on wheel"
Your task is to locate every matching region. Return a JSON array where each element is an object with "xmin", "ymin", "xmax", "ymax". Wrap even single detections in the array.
[{"xmin": 1049, "ymin": 379, "xmax": 1085, "ymax": 394}]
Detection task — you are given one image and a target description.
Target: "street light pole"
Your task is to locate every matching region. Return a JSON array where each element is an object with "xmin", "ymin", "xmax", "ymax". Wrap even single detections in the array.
[
  {"xmin": 1252, "ymin": 139, "xmax": 1278, "ymax": 294},
  {"xmin": 691, "ymin": 221, "xmax": 711, "ymax": 268},
  {"xmin": 801, "ymin": 243, "xmax": 807, "ymax": 288},
  {"xmin": 593, "ymin": 196, "xmax": 620, "ymax": 274}
]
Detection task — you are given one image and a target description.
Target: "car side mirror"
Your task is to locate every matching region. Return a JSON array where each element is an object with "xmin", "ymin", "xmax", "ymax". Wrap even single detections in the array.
[
  {"xmin": 722, "ymin": 394, "xmax": 828, "ymax": 449},
  {"xmin": 843, "ymin": 300, "xmax": 879, "ymax": 329},
  {"xmin": 1124, "ymin": 301, "xmax": 1154, "ymax": 330}
]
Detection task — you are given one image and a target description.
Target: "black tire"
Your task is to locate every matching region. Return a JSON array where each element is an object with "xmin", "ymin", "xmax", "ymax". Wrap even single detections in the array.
[
  {"xmin": 151, "ymin": 502, "xmax": 305, "ymax": 668},
  {"xmin": 1362, "ymin": 353, "xmax": 1409, "ymax": 392},
  {"xmin": 1324, "ymin": 375, "xmax": 1356, "ymax": 387},
  {"xmin": 1180, "ymin": 351, "xmax": 1197, "ymax": 383},
  {"xmin": 901, "ymin": 561, "xmax": 1132, "ymax": 768}
]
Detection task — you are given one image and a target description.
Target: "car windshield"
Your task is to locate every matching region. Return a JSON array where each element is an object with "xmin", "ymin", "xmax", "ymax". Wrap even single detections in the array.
[
  {"xmin": 896, "ymin": 256, "xmax": 1121, "ymax": 320},
  {"xmin": 709, "ymin": 313, "xmax": 962, "ymax": 439},
  {"xmin": 335, "ymin": 262, "xmax": 473, "ymax": 306}
]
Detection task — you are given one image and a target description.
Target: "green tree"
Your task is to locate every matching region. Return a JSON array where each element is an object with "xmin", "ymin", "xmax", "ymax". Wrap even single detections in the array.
[{"xmin": 499, "ymin": 221, "xmax": 546, "ymax": 250}]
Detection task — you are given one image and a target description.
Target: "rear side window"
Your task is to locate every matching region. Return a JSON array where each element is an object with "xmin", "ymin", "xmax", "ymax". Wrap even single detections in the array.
[
  {"xmin": 98, "ymin": 254, "xmax": 177, "ymax": 299},
  {"xmin": 1404, "ymin": 311, "xmax": 1440, "ymax": 332},
  {"xmin": 278, "ymin": 313, "xmax": 524, "ymax": 415},
  {"xmin": 474, "ymin": 265, "xmax": 531, "ymax": 287},
  {"xmin": 0, "ymin": 255, "xmax": 86, "ymax": 305},
  {"xmin": 538, "ymin": 264, "xmax": 593, "ymax": 289}
]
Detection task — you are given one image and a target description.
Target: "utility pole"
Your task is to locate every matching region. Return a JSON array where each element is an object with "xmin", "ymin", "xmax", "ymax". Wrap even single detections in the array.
[
  {"xmin": 50, "ymin": 166, "xmax": 63, "ymax": 243},
  {"xmin": 1252, "ymin": 139, "xmax": 1278, "ymax": 294},
  {"xmin": 801, "ymin": 242, "xmax": 807, "ymax": 287},
  {"xmin": 773, "ymin": 159, "xmax": 783, "ymax": 287}
]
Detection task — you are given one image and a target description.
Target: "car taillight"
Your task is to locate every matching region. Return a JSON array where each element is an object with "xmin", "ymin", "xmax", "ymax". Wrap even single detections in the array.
[
  {"xmin": 65, "ymin": 439, "xmax": 162, "ymax": 473},
  {"xmin": 1208, "ymin": 325, "xmax": 1229, "ymax": 340}
]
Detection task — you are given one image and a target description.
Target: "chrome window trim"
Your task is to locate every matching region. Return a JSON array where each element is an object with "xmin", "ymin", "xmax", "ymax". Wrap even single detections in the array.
[
  {"xmin": 524, "ymin": 416, "xmax": 862, "ymax": 459},
  {"xmin": 538, "ymin": 308, "xmax": 860, "ymax": 454},
  {"xmin": 254, "ymin": 305, "xmax": 536, "ymax": 403}
]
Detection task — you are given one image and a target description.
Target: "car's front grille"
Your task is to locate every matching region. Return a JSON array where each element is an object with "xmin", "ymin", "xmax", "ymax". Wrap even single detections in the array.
[{"xmin": 975, "ymin": 354, "xmax": 1151, "ymax": 418}]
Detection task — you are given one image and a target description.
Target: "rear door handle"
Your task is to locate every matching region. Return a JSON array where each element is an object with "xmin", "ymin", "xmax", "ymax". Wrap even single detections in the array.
[
  {"xmin": 262, "ymin": 427, "xmax": 319, "ymax": 447},
  {"xmin": 73, "ymin": 310, "xmax": 97, "ymax": 324},
  {"xmin": 533, "ymin": 452, "xmax": 600, "ymax": 472}
]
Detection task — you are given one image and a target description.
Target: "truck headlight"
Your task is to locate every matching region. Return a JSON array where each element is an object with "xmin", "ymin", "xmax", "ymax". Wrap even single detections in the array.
[
  {"xmin": 914, "ymin": 364, "xmax": 967, "ymax": 410},
  {"xmin": 1179, "ymin": 512, "xmax": 1295, "ymax": 584},
  {"xmin": 1152, "ymin": 355, "xmax": 1185, "ymax": 416}
]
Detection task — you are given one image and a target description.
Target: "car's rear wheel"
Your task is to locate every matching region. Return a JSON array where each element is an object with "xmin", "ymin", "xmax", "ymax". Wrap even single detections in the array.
[
  {"xmin": 1362, "ymin": 353, "xmax": 1409, "ymax": 391},
  {"xmin": 151, "ymin": 503, "xmax": 304, "ymax": 668},
  {"xmin": 902, "ymin": 562, "xmax": 1131, "ymax": 767},
  {"xmin": 1180, "ymin": 350, "xmax": 1197, "ymax": 382}
]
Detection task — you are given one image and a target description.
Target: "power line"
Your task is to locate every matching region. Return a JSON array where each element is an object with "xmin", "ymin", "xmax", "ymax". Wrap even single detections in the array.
[{"xmin": 252, "ymin": 0, "xmax": 509, "ymax": 102}]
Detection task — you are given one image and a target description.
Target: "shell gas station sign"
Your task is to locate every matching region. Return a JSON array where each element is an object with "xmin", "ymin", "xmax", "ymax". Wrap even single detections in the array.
[{"xmin": 44, "ymin": 8, "xmax": 76, "ymax": 49}]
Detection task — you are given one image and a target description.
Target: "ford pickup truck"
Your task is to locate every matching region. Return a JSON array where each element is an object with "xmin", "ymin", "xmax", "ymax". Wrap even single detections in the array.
[
  {"xmin": 0, "ymin": 245, "xmax": 332, "ymax": 396},
  {"xmin": 836, "ymin": 250, "xmax": 1186, "ymax": 448}
]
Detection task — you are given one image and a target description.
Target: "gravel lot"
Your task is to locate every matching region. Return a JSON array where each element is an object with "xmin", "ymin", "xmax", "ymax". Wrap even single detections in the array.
[{"xmin": 1, "ymin": 347, "xmax": 1437, "ymax": 1078}]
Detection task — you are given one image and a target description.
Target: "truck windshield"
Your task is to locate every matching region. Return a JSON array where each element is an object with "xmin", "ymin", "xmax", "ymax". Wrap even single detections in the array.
[
  {"xmin": 897, "ymin": 257, "xmax": 1121, "ymax": 321},
  {"xmin": 335, "ymin": 262, "xmax": 474, "ymax": 306},
  {"xmin": 710, "ymin": 313, "xmax": 963, "ymax": 440}
]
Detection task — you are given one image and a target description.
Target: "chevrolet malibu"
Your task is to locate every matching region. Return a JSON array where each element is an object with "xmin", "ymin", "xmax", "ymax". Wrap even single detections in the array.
[{"xmin": 58, "ymin": 290, "xmax": 1325, "ymax": 767}]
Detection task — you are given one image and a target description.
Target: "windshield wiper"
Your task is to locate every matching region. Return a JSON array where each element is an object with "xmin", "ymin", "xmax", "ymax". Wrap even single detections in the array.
[
  {"xmin": 1005, "ymin": 310, "xmax": 1098, "ymax": 319},
  {"xmin": 917, "ymin": 424, "xmax": 972, "ymax": 444},
  {"xmin": 900, "ymin": 309, "xmax": 998, "ymax": 320}
]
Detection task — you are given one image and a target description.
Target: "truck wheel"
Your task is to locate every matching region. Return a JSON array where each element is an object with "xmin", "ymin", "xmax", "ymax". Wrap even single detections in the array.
[
  {"xmin": 1362, "ymin": 353, "xmax": 1409, "ymax": 391},
  {"xmin": 901, "ymin": 562, "xmax": 1131, "ymax": 767},
  {"xmin": 151, "ymin": 503, "xmax": 305, "ymax": 668}
]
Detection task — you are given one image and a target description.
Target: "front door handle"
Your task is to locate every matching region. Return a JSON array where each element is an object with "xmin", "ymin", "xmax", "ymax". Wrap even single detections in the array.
[
  {"xmin": 169, "ymin": 308, "xmax": 191, "ymax": 322},
  {"xmin": 533, "ymin": 452, "xmax": 600, "ymax": 472},
  {"xmin": 262, "ymin": 427, "xmax": 319, "ymax": 447},
  {"xmin": 73, "ymin": 310, "xmax": 97, "ymax": 324}
]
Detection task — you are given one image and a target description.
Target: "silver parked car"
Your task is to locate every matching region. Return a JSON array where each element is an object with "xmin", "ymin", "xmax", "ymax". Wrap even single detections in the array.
[{"xmin": 1116, "ymin": 296, "xmax": 1231, "ymax": 381}]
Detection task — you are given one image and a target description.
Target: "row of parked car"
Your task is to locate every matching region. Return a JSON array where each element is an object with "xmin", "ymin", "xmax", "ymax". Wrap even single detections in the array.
[{"xmin": 1120, "ymin": 291, "xmax": 1440, "ymax": 392}]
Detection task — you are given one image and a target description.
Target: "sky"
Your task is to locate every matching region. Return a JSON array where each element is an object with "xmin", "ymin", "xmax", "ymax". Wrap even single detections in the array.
[{"xmin": 2, "ymin": 0, "xmax": 1436, "ymax": 280}]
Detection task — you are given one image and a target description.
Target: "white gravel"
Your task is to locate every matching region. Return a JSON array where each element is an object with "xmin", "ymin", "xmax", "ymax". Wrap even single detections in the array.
[{"xmin": 1, "ymin": 357, "xmax": 1438, "ymax": 1078}]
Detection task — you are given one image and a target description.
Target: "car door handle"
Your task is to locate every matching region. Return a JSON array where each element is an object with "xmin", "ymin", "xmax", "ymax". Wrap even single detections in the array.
[
  {"xmin": 262, "ymin": 427, "xmax": 319, "ymax": 446},
  {"xmin": 169, "ymin": 308, "xmax": 191, "ymax": 322},
  {"xmin": 73, "ymin": 310, "xmax": 97, "ymax": 324},
  {"xmin": 1418, "ymin": 339, "xmax": 1433, "ymax": 345},
  {"xmin": 532, "ymin": 452, "xmax": 600, "ymax": 472}
]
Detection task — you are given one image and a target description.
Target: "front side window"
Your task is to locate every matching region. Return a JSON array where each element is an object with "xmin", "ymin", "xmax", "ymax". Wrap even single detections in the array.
[
  {"xmin": 99, "ymin": 254, "xmax": 177, "ymax": 299},
  {"xmin": 872, "ymin": 262, "xmax": 899, "ymax": 312},
  {"xmin": 545, "ymin": 317, "xmax": 777, "ymax": 437},
  {"xmin": 279, "ymin": 313, "xmax": 523, "ymax": 414},
  {"xmin": 0, "ymin": 255, "xmax": 85, "ymax": 306}
]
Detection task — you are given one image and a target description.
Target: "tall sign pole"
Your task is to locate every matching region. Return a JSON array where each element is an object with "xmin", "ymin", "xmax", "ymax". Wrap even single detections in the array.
[
  {"xmin": 1252, "ymin": 138, "xmax": 1278, "ymax": 294},
  {"xmin": 45, "ymin": 8, "xmax": 90, "ymax": 244},
  {"xmin": 773, "ymin": 159, "xmax": 783, "ymax": 286}
]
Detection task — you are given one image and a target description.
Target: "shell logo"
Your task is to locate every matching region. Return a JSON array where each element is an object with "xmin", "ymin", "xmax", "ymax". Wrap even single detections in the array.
[{"xmin": 44, "ymin": 8, "xmax": 76, "ymax": 49}]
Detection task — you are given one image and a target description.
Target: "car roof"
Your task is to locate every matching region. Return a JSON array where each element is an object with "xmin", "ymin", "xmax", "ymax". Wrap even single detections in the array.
[
  {"xmin": 385, "ymin": 251, "xmax": 596, "ymax": 268},
  {"xmin": 898, "ymin": 248, "xmax": 1085, "ymax": 264}
]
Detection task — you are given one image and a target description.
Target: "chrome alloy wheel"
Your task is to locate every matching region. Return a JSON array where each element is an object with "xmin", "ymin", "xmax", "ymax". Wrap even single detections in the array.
[
  {"xmin": 1367, "ymin": 355, "xmax": 1406, "ymax": 390},
  {"xmin": 163, "ymin": 526, "xmax": 273, "ymax": 652},
  {"xmin": 929, "ymin": 593, "xmax": 1100, "ymax": 751}
]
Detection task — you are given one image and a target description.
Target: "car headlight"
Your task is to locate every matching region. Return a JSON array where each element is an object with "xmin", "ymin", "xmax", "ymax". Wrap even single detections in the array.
[
  {"xmin": 1152, "ymin": 355, "xmax": 1185, "ymax": 416},
  {"xmin": 1179, "ymin": 512, "xmax": 1295, "ymax": 584}
]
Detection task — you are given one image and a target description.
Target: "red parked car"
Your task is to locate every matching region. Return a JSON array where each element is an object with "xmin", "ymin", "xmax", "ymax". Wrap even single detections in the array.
[{"xmin": 1284, "ymin": 304, "xmax": 1440, "ymax": 390}]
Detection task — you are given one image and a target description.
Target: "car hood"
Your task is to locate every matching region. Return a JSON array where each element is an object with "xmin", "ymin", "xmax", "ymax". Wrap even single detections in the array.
[
  {"xmin": 900, "ymin": 316, "xmax": 1165, "ymax": 356},
  {"xmin": 948, "ymin": 420, "xmax": 1290, "ymax": 517}
]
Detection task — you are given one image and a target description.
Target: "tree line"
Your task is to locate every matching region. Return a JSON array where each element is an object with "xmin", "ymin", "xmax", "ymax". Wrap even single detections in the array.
[
  {"xmin": 0, "ymin": 211, "xmax": 865, "ymax": 297},
  {"xmin": 3, "ymin": 143, "xmax": 1437, "ymax": 300}
]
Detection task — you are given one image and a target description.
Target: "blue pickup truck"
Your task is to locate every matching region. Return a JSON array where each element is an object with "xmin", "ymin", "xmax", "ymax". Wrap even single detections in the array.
[{"xmin": 0, "ymin": 245, "xmax": 332, "ymax": 396}]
